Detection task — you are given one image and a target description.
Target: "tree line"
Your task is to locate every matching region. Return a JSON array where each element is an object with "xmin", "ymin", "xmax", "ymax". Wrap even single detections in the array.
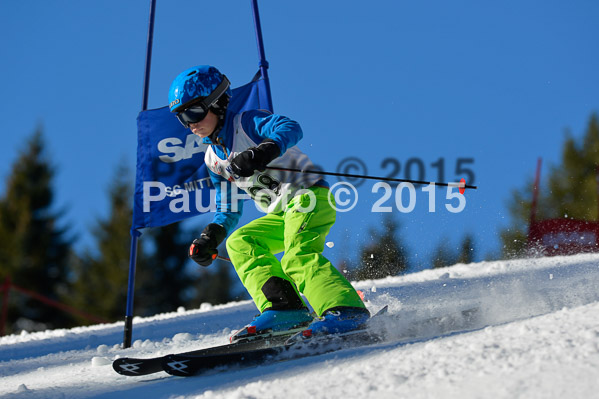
[
  {"xmin": 500, "ymin": 113, "xmax": 599, "ymax": 257},
  {"xmin": 0, "ymin": 130, "xmax": 234, "ymax": 334},
  {"xmin": 0, "ymin": 112, "xmax": 596, "ymax": 333},
  {"xmin": 345, "ymin": 112, "xmax": 599, "ymax": 276}
]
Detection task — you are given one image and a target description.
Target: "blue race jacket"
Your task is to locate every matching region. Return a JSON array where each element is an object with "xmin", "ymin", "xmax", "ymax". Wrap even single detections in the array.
[{"xmin": 203, "ymin": 109, "xmax": 322, "ymax": 235}]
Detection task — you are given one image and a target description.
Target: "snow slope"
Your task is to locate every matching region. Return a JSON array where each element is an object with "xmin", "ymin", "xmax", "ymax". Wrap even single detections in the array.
[{"xmin": 1, "ymin": 254, "xmax": 599, "ymax": 399}]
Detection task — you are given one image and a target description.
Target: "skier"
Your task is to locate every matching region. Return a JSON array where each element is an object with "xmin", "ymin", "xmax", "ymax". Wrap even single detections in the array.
[{"xmin": 168, "ymin": 65, "xmax": 369, "ymax": 340}]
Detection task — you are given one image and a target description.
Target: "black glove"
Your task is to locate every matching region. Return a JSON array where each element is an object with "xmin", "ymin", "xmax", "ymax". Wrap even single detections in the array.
[
  {"xmin": 230, "ymin": 139, "xmax": 281, "ymax": 177},
  {"xmin": 189, "ymin": 223, "xmax": 227, "ymax": 267}
]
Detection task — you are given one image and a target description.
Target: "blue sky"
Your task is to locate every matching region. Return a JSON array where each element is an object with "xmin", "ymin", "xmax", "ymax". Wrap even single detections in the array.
[{"xmin": 1, "ymin": 1, "xmax": 598, "ymax": 271}]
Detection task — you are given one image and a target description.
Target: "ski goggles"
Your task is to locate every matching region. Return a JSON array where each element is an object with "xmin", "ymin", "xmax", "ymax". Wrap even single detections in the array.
[
  {"xmin": 176, "ymin": 103, "xmax": 210, "ymax": 127},
  {"xmin": 175, "ymin": 75, "xmax": 231, "ymax": 128}
]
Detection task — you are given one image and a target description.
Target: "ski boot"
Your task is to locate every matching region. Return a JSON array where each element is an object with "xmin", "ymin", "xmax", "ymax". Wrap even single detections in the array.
[
  {"xmin": 230, "ymin": 308, "xmax": 313, "ymax": 343},
  {"xmin": 304, "ymin": 306, "xmax": 371, "ymax": 337}
]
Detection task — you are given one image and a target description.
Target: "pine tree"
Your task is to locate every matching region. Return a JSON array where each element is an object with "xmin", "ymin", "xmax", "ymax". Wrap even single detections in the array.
[
  {"xmin": 431, "ymin": 234, "xmax": 475, "ymax": 268},
  {"xmin": 352, "ymin": 215, "xmax": 409, "ymax": 280},
  {"xmin": 68, "ymin": 162, "xmax": 232, "ymax": 323},
  {"xmin": 457, "ymin": 234, "xmax": 475, "ymax": 264},
  {"xmin": 545, "ymin": 114, "xmax": 599, "ymax": 220},
  {"xmin": 431, "ymin": 237, "xmax": 454, "ymax": 269},
  {"xmin": 139, "ymin": 222, "xmax": 198, "ymax": 314},
  {"xmin": 501, "ymin": 113, "xmax": 599, "ymax": 257},
  {"xmin": 68, "ymin": 163, "xmax": 153, "ymax": 322},
  {"xmin": 500, "ymin": 183, "xmax": 540, "ymax": 258},
  {"xmin": 0, "ymin": 129, "xmax": 74, "ymax": 332}
]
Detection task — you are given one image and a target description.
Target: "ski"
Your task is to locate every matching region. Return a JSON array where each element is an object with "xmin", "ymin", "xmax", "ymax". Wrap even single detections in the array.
[
  {"xmin": 114, "ymin": 305, "xmax": 480, "ymax": 378},
  {"xmin": 161, "ymin": 344, "xmax": 285, "ymax": 377},
  {"xmin": 161, "ymin": 307, "xmax": 389, "ymax": 377},
  {"xmin": 112, "ymin": 331, "xmax": 295, "ymax": 376}
]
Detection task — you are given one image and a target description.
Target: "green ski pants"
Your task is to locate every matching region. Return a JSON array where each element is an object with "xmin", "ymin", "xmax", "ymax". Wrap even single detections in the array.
[{"xmin": 226, "ymin": 186, "xmax": 365, "ymax": 316}]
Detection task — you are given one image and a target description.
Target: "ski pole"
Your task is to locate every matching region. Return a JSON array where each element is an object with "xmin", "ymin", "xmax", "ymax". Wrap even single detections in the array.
[
  {"xmin": 217, "ymin": 255, "xmax": 231, "ymax": 262},
  {"xmin": 266, "ymin": 166, "xmax": 478, "ymax": 193},
  {"xmin": 211, "ymin": 254, "xmax": 232, "ymax": 263}
]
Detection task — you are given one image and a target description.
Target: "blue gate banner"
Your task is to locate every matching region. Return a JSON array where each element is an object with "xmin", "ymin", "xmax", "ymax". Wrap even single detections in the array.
[{"xmin": 132, "ymin": 77, "xmax": 271, "ymax": 229}]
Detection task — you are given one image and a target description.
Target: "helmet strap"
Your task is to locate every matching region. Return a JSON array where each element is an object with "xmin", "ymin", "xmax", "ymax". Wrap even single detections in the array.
[
  {"xmin": 208, "ymin": 93, "xmax": 230, "ymax": 139},
  {"xmin": 207, "ymin": 111, "xmax": 227, "ymax": 144}
]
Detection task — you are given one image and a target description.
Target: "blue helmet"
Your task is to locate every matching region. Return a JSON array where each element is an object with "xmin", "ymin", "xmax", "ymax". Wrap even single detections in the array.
[{"xmin": 168, "ymin": 65, "xmax": 231, "ymax": 113}]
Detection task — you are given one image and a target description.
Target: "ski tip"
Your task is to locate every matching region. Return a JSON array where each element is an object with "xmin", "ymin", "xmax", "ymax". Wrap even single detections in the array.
[
  {"xmin": 459, "ymin": 178, "xmax": 466, "ymax": 195},
  {"xmin": 112, "ymin": 357, "xmax": 162, "ymax": 376}
]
